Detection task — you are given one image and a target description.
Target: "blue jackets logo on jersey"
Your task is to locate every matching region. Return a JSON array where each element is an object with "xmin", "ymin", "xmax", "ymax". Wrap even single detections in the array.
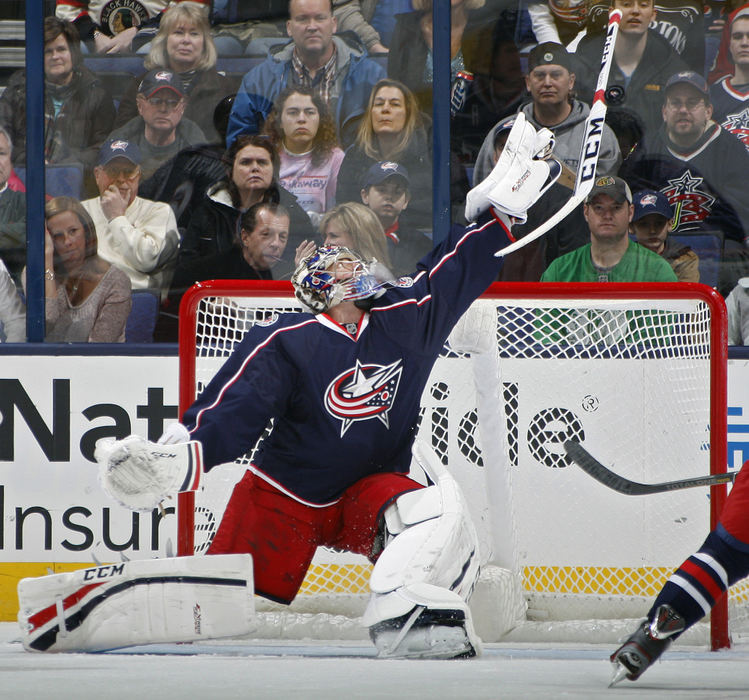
[
  {"xmin": 324, "ymin": 360, "xmax": 403, "ymax": 436},
  {"xmin": 662, "ymin": 171, "xmax": 715, "ymax": 227},
  {"xmin": 722, "ymin": 109, "xmax": 749, "ymax": 149}
]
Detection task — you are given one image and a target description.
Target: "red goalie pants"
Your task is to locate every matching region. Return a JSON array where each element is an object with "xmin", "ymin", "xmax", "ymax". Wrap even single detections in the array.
[{"xmin": 207, "ymin": 470, "xmax": 423, "ymax": 604}]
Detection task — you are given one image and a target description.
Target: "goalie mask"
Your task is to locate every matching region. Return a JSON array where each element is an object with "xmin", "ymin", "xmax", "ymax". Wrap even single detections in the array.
[{"xmin": 291, "ymin": 245, "xmax": 392, "ymax": 314}]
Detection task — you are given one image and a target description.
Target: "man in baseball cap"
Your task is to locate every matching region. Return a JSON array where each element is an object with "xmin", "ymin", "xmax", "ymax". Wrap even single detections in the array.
[
  {"xmin": 84, "ymin": 134, "xmax": 179, "ymax": 296},
  {"xmin": 106, "ymin": 68, "xmax": 205, "ymax": 180},
  {"xmin": 662, "ymin": 71, "xmax": 713, "ymax": 149},
  {"xmin": 527, "ymin": 41, "xmax": 575, "ymax": 73},
  {"xmin": 137, "ymin": 69, "xmax": 185, "ymax": 100},
  {"xmin": 542, "ymin": 175, "xmax": 677, "ymax": 282},
  {"xmin": 96, "ymin": 138, "xmax": 142, "ymax": 168},
  {"xmin": 585, "ymin": 175, "xmax": 633, "ymax": 205}
]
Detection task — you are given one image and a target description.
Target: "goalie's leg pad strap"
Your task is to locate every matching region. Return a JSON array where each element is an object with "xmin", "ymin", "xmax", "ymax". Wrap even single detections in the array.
[{"xmin": 17, "ymin": 554, "xmax": 254, "ymax": 652}]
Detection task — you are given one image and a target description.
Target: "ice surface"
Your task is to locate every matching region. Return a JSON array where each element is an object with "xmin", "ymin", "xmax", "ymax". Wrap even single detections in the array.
[{"xmin": 2, "ymin": 622, "xmax": 748, "ymax": 699}]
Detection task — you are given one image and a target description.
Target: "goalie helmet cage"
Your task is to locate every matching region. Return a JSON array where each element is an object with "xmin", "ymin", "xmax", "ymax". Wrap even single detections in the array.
[{"xmin": 177, "ymin": 280, "xmax": 733, "ymax": 649}]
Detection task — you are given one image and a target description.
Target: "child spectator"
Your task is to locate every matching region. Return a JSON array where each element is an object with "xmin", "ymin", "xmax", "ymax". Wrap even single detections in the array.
[
  {"xmin": 630, "ymin": 189, "xmax": 699, "ymax": 282},
  {"xmin": 359, "ymin": 161, "xmax": 431, "ymax": 276}
]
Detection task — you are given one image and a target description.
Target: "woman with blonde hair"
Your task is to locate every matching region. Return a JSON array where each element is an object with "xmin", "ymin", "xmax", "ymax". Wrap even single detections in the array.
[
  {"xmin": 33, "ymin": 197, "xmax": 132, "ymax": 342},
  {"xmin": 295, "ymin": 202, "xmax": 392, "ymax": 272},
  {"xmin": 114, "ymin": 2, "xmax": 235, "ymax": 142},
  {"xmin": 335, "ymin": 79, "xmax": 432, "ymax": 230}
]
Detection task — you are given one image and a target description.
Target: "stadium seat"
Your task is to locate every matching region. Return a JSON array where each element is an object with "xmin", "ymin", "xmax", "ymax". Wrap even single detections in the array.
[
  {"xmin": 125, "ymin": 289, "xmax": 160, "ymax": 343},
  {"xmin": 14, "ymin": 164, "xmax": 84, "ymax": 199}
]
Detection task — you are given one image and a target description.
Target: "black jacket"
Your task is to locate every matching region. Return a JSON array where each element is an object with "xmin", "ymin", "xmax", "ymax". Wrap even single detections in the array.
[
  {"xmin": 179, "ymin": 181, "xmax": 314, "ymax": 279},
  {"xmin": 573, "ymin": 29, "xmax": 688, "ymax": 139},
  {"xmin": 0, "ymin": 66, "xmax": 115, "ymax": 168}
]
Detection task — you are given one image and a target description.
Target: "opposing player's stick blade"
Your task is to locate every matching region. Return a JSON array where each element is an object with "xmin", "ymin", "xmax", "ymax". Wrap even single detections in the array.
[{"xmin": 563, "ymin": 440, "xmax": 736, "ymax": 495}]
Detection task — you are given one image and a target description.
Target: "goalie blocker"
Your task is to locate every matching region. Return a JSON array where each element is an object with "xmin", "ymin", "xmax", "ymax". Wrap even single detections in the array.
[{"xmin": 17, "ymin": 555, "xmax": 254, "ymax": 652}]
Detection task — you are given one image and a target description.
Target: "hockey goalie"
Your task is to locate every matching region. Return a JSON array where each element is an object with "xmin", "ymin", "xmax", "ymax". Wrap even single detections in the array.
[{"xmin": 18, "ymin": 115, "xmax": 561, "ymax": 657}]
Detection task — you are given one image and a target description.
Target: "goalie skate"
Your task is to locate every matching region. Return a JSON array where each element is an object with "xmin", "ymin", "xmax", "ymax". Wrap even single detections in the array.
[
  {"xmin": 370, "ymin": 605, "xmax": 479, "ymax": 659},
  {"xmin": 610, "ymin": 604, "xmax": 686, "ymax": 686}
]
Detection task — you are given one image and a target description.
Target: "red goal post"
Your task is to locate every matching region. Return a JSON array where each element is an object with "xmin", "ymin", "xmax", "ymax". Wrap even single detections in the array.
[{"xmin": 177, "ymin": 280, "xmax": 731, "ymax": 648}]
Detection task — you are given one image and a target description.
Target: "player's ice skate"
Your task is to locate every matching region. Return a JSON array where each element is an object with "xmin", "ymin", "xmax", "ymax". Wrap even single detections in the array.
[{"xmin": 609, "ymin": 604, "xmax": 686, "ymax": 686}]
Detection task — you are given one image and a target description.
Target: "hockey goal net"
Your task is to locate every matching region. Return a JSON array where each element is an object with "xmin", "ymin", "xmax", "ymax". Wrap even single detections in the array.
[{"xmin": 178, "ymin": 280, "xmax": 740, "ymax": 647}]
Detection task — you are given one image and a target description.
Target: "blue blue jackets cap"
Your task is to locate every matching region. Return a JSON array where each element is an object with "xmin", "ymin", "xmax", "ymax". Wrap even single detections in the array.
[
  {"xmin": 97, "ymin": 138, "xmax": 142, "ymax": 166},
  {"xmin": 137, "ymin": 69, "xmax": 185, "ymax": 98},
  {"xmin": 632, "ymin": 189, "xmax": 673, "ymax": 222},
  {"xmin": 361, "ymin": 161, "xmax": 410, "ymax": 188},
  {"xmin": 664, "ymin": 71, "xmax": 709, "ymax": 98}
]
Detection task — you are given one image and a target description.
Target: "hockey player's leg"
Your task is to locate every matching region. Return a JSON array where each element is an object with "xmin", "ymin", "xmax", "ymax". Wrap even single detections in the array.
[
  {"xmin": 611, "ymin": 459, "xmax": 749, "ymax": 685},
  {"xmin": 17, "ymin": 555, "xmax": 254, "ymax": 652},
  {"xmin": 362, "ymin": 442, "xmax": 481, "ymax": 659}
]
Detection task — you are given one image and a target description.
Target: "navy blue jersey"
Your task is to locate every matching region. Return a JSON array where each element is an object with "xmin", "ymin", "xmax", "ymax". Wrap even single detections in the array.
[
  {"xmin": 710, "ymin": 77, "xmax": 749, "ymax": 152},
  {"xmin": 182, "ymin": 212, "xmax": 512, "ymax": 505},
  {"xmin": 620, "ymin": 123, "xmax": 749, "ymax": 244}
]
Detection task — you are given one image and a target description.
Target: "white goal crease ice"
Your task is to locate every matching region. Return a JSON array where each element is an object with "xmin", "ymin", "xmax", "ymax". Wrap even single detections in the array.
[{"xmin": 177, "ymin": 280, "xmax": 748, "ymax": 648}]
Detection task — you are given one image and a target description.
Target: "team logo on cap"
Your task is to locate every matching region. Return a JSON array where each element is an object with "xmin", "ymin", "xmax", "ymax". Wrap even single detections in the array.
[
  {"xmin": 110, "ymin": 140, "xmax": 129, "ymax": 152},
  {"xmin": 640, "ymin": 194, "xmax": 658, "ymax": 206},
  {"xmin": 324, "ymin": 359, "xmax": 402, "ymax": 436},
  {"xmin": 594, "ymin": 176, "xmax": 615, "ymax": 187},
  {"xmin": 155, "ymin": 71, "xmax": 173, "ymax": 82},
  {"xmin": 543, "ymin": 52, "xmax": 554, "ymax": 62},
  {"xmin": 379, "ymin": 162, "xmax": 399, "ymax": 172}
]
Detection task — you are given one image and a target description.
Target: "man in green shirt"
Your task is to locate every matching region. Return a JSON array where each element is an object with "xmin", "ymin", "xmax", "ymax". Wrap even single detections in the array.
[{"xmin": 541, "ymin": 175, "xmax": 678, "ymax": 283}]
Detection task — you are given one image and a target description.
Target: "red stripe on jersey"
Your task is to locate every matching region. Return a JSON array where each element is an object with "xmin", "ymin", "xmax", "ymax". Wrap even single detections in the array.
[
  {"xmin": 594, "ymin": 89, "xmax": 605, "ymax": 103},
  {"xmin": 681, "ymin": 559, "xmax": 725, "ymax": 602},
  {"xmin": 187, "ymin": 442, "xmax": 203, "ymax": 491}
]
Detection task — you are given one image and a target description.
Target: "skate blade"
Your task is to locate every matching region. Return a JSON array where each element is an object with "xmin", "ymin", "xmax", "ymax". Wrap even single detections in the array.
[{"xmin": 609, "ymin": 661, "xmax": 629, "ymax": 688}]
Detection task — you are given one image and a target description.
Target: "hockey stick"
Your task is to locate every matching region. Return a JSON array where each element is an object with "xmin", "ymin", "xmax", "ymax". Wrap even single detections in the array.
[
  {"xmin": 494, "ymin": 9, "xmax": 622, "ymax": 258},
  {"xmin": 564, "ymin": 440, "xmax": 736, "ymax": 495}
]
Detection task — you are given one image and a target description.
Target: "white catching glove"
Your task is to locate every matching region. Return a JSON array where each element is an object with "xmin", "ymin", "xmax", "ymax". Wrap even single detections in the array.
[
  {"xmin": 465, "ymin": 112, "xmax": 561, "ymax": 223},
  {"xmin": 158, "ymin": 422, "xmax": 191, "ymax": 445},
  {"xmin": 95, "ymin": 434, "xmax": 204, "ymax": 512}
]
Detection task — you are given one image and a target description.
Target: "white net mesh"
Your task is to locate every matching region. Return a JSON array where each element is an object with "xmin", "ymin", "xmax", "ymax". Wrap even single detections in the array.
[{"xmin": 180, "ymin": 284, "xmax": 742, "ymax": 644}]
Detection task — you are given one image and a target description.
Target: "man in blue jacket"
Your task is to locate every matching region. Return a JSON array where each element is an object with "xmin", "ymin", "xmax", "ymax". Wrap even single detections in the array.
[{"xmin": 226, "ymin": 0, "xmax": 384, "ymax": 149}]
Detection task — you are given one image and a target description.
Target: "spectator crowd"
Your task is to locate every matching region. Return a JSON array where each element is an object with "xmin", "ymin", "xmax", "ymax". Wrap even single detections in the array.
[{"xmin": 1, "ymin": 0, "xmax": 749, "ymax": 344}]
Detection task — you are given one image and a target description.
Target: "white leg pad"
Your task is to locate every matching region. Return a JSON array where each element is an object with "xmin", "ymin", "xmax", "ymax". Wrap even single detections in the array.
[
  {"xmin": 362, "ymin": 444, "xmax": 482, "ymax": 659},
  {"xmin": 370, "ymin": 477, "xmax": 480, "ymax": 601},
  {"xmin": 17, "ymin": 554, "xmax": 254, "ymax": 652}
]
